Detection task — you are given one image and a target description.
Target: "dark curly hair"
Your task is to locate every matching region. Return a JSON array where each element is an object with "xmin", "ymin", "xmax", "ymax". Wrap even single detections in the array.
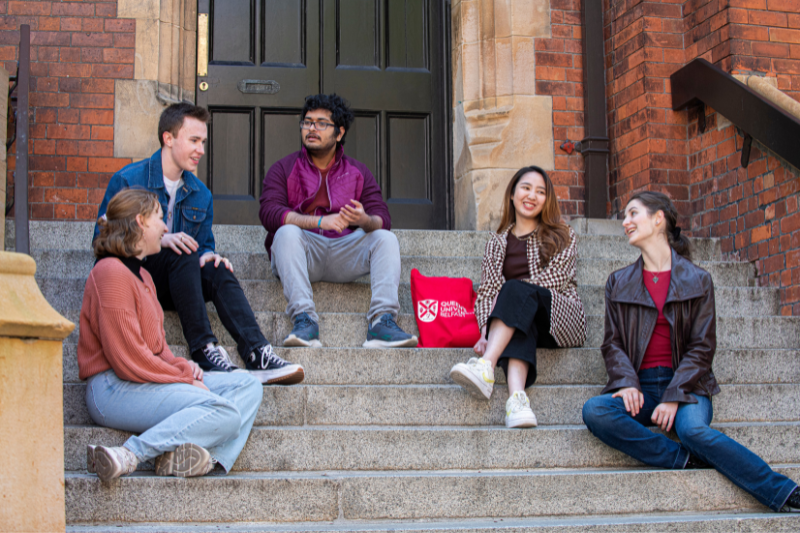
[{"xmin": 302, "ymin": 94, "xmax": 355, "ymax": 147}]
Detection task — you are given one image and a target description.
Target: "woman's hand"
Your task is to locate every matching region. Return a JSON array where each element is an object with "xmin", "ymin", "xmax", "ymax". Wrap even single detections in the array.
[
  {"xmin": 612, "ymin": 387, "xmax": 644, "ymax": 416},
  {"xmin": 162, "ymin": 232, "xmax": 198, "ymax": 255},
  {"xmin": 188, "ymin": 361, "xmax": 204, "ymax": 381},
  {"xmin": 473, "ymin": 326, "xmax": 488, "ymax": 356},
  {"xmin": 652, "ymin": 401, "xmax": 679, "ymax": 432},
  {"xmin": 191, "ymin": 380, "xmax": 209, "ymax": 391}
]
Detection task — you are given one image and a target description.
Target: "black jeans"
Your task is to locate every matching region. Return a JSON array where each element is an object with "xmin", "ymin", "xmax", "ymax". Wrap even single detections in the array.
[
  {"xmin": 487, "ymin": 280, "xmax": 558, "ymax": 388},
  {"xmin": 143, "ymin": 249, "xmax": 268, "ymax": 360}
]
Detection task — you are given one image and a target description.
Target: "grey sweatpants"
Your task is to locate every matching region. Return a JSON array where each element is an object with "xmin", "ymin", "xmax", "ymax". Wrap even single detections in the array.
[{"xmin": 270, "ymin": 225, "xmax": 401, "ymax": 323}]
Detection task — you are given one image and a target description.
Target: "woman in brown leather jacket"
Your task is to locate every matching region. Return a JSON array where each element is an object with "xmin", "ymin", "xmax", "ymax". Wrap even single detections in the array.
[{"xmin": 582, "ymin": 191, "xmax": 799, "ymax": 513}]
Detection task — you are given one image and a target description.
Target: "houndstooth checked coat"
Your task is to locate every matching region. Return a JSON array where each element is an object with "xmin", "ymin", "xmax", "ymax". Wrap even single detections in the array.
[{"xmin": 474, "ymin": 224, "xmax": 587, "ymax": 348}]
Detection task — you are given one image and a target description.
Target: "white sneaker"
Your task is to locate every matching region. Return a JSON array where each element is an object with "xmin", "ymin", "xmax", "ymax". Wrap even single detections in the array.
[
  {"xmin": 505, "ymin": 391, "xmax": 538, "ymax": 428},
  {"xmin": 154, "ymin": 443, "xmax": 215, "ymax": 478},
  {"xmin": 450, "ymin": 357, "xmax": 494, "ymax": 400},
  {"xmin": 93, "ymin": 445, "xmax": 138, "ymax": 482}
]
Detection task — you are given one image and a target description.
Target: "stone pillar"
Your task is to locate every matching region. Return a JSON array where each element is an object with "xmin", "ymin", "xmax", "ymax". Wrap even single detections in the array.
[
  {"xmin": 115, "ymin": 0, "xmax": 198, "ymax": 161},
  {"xmin": 0, "ymin": 67, "xmax": 7, "ymax": 248},
  {"xmin": 0, "ymin": 252, "xmax": 75, "ymax": 532},
  {"xmin": 451, "ymin": 0, "xmax": 554, "ymax": 230}
]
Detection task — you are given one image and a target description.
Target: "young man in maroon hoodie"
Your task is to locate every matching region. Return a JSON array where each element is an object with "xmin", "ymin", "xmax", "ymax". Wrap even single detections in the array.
[{"xmin": 259, "ymin": 94, "xmax": 417, "ymax": 349}]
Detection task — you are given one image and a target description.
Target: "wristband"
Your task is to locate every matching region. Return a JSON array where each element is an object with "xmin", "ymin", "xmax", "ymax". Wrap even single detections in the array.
[{"xmin": 317, "ymin": 217, "xmax": 323, "ymax": 228}]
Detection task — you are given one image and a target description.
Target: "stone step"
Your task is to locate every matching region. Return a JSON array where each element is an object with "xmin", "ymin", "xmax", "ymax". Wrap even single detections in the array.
[
  {"xmin": 42, "ymin": 278, "xmax": 779, "ymax": 318},
  {"xmin": 7, "ymin": 220, "xmax": 723, "ymax": 261},
  {"xmin": 63, "ymin": 421, "xmax": 800, "ymax": 473},
  {"xmin": 62, "ymin": 382, "xmax": 800, "ymax": 427},
  {"xmin": 64, "ymin": 512, "xmax": 800, "ymax": 533},
  {"xmin": 58, "ymin": 310, "xmax": 800, "ymax": 350},
  {"xmin": 64, "ymin": 465, "xmax": 800, "ymax": 524},
  {"xmin": 61, "ymin": 346, "xmax": 800, "ymax": 387},
  {"xmin": 31, "ymin": 249, "xmax": 752, "ymax": 287}
]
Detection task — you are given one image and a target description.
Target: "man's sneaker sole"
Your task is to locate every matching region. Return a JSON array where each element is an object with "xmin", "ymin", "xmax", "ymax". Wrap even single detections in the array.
[
  {"xmin": 248, "ymin": 365, "xmax": 305, "ymax": 385},
  {"xmin": 362, "ymin": 336, "xmax": 419, "ymax": 348},
  {"xmin": 505, "ymin": 411, "xmax": 538, "ymax": 428},
  {"xmin": 283, "ymin": 334, "xmax": 322, "ymax": 348},
  {"xmin": 450, "ymin": 364, "xmax": 492, "ymax": 400},
  {"xmin": 154, "ymin": 443, "xmax": 211, "ymax": 478}
]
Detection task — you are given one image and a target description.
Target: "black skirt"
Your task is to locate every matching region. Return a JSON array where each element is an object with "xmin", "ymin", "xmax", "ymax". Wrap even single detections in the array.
[{"xmin": 487, "ymin": 279, "xmax": 557, "ymax": 388}]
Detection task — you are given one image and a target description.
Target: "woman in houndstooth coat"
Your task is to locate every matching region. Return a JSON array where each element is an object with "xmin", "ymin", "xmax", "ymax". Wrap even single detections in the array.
[{"xmin": 449, "ymin": 166, "xmax": 587, "ymax": 428}]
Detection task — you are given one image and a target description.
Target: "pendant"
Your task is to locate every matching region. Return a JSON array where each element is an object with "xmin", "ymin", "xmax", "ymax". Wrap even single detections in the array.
[{"xmin": 652, "ymin": 275, "xmax": 659, "ymax": 284}]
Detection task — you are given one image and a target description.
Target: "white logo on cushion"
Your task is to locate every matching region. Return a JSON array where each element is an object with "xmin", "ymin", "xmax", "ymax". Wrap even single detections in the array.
[{"xmin": 418, "ymin": 300, "xmax": 438, "ymax": 322}]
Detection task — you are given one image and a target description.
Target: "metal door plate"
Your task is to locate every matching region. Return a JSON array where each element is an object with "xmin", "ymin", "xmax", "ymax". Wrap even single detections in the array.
[{"xmin": 237, "ymin": 80, "xmax": 280, "ymax": 94}]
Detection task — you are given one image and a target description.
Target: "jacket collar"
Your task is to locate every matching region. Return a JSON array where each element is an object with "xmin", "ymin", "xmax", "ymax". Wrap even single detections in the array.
[
  {"xmin": 609, "ymin": 248, "xmax": 706, "ymax": 307},
  {"xmin": 147, "ymin": 149, "xmax": 201, "ymax": 192},
  {"xmin": 301, "ymin": 145, "xmax": 343, "ymax": 171}
]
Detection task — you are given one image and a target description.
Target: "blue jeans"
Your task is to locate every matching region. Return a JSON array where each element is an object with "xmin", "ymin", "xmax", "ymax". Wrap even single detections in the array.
[
  {"xmin": 582, "ymin": 367, "xmax": 798, "ymax": 511},
  {"xmin": 86, "ymin": 370, "xmax": 263, "ymax": 472}
]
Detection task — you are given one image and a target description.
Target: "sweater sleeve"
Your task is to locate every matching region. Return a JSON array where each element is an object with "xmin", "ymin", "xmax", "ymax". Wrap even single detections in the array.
[
  {"xmin": 96, "ymin": 307, "xmax": 194, "ymax": 384},
  {"xmin": 259, "ymin": 157, "xmax": 293, "ymax": 234},
  {"xmin": 357, "ymin": 165, "xmax": 391, "ymax": 231},
  {"xmin": 474, "ymin": 236, "xmax": 504, "ymax": 329}
]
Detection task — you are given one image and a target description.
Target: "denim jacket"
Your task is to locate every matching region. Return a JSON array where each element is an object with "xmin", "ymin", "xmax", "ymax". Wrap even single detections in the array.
[{"xmin": 93, "ymin": 149, "xmax": 215, "ymax": 256}]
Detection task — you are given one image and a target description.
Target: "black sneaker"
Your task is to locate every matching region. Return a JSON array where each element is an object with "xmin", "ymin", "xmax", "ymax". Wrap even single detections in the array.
[
  {"xmin": 194, "ymin": 344, "xmax": 245, "ymax": 373},
  {"xmin": 283, "ymin": 312, "xmax": 322, "ymax": 347},
  {"xmin": 781, "ymin": 487, "xmax": 800, "ymax": 512},
  {"xmin": 684, "ymin": 454, "xmax": 711, "ymax": 469},
  {"xmin": 246, "ymin": 344, "xmax": 305, "ymax": 385},
  {"xmin": 363, "ymin": 313, "xmax": 418, "ymax": 348}
]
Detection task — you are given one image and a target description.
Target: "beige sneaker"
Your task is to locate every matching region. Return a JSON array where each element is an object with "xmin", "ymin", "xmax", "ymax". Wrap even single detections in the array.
[
  {"xmin": 94, "ymin": 445, "xmax": 138, "ymax": 482},
  {"xmin": 450, "ymin": 357, "xmax": 495, "ymax": 400},
  {"xmin": 505, "ymin": 391, "xmax": 538, "ymax": 428},
  {"xmin": 154, "ymin": 443, "xmax": 215, "ymax": 478},
  {"xmin": 86, "ymin": 444, "xmax": 97, "ymax": 474}
]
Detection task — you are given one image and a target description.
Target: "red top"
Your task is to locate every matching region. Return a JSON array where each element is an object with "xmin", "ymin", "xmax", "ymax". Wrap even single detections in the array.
[
  {"xmin": 641, "ymin": 269, "xmax": 673, "ymax": 370},
  {"xmin": 303, "ymin": 155, "xmax": 337, "ymax": 215}
]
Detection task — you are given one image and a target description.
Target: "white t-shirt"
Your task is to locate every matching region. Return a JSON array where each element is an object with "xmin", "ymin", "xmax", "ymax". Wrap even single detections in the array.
[{"xmin": 163, "ymin": 176, "xmax": 184, "ymax": 232}]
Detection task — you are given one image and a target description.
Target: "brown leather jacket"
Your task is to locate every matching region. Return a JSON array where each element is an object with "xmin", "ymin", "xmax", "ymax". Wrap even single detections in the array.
[{"xmin": 601, "ymin": 249, "xmax": 721, "ymax": 403}]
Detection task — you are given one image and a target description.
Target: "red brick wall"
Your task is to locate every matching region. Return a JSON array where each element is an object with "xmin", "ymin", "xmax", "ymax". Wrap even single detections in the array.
[
  {"xmin": 537, "ymin": 0, "xmax": 587, "ymax": 217},
  {"xmin": 688, "ymin": 110, "xmax": 800, "ymax": 314},
  {"xmin": 605, "ymin": 0, "xmax": 800, "ymax": 315},
  {"xmin": 1, "ymin": 0, "xmax": 133, "ymax": 220}
]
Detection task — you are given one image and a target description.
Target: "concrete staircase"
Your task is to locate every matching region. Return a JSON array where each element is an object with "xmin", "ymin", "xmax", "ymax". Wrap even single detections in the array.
[{"xmin": 9, "ymin": 219, "xmax": 800, "ymax": 532}]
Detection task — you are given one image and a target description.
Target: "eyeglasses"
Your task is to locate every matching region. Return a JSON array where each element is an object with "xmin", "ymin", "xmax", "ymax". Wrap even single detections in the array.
[{"xmin": 300, "ymin": 120, "xmax": 335, "ymax": 131}]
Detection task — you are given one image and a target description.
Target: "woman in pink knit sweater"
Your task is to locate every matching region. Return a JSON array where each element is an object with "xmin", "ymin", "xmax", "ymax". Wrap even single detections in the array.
[{"xmin": 79, "ymin": 189, "xmax": 263, "ymax": 482}]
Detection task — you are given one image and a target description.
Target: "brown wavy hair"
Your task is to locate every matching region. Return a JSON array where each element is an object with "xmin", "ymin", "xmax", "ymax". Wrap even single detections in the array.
[
  {"xmin": 496, "ymin": 166, "xmax": 570, "ymax": 265},
  {"xmin": 93, "ymin": 188, "xmax": 160, "ymax": 259}
]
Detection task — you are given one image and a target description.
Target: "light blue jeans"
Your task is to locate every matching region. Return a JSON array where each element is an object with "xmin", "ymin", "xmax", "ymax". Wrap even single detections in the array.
[
  {"xmin": 270, "ymin": 225, "xmax": 401, "ymax": 323},
  {"xmin": 86, "ymin": 370, "xmax": 263, "ymax": 472}
]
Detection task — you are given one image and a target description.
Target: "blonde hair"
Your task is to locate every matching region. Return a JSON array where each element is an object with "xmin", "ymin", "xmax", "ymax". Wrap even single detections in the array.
[{"xmin": 93, "ymin": 188, "xmax": 160, "ymax": 259}]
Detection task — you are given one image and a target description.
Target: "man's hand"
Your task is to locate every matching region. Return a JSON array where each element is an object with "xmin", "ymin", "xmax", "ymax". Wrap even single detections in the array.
[
  {"xmin": 339, "ymin": 199, "xmax": 370, "ymax": 227},
  {"xmin": 652, "ymin": 402, "xmax": 679, "ymax": 432},
  {"xmin": 612, "ymin": 387, "xmax": 645, "ymax": 417},
  {"xmin": 199, "ymin": 252, "xmax": 233, "ymax": 272},
  {"xmin": 162, "ymin": 232, "xmax": 198, "ymax": 255},
  {"xmin": 320, "ymin": 213, "xmax": 349, "ymax": 234}
]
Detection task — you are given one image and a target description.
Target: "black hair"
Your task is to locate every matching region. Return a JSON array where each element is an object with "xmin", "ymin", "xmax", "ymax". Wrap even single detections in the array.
[
  {"xmin": 301, "ymin": 94, "xmax": 355, "ymax": 147},
  {"xmin": 628, "ymin": 190, "xmax": 692, "ymax": 260},
  {"xmin": 158, "ymin": 103, "xmax": 210, "ymax": 147}
]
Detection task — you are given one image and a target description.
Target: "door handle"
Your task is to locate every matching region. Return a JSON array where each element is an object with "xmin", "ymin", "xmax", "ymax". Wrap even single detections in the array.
[
  {"xmin": 237, "ymin": 80, "xmax": 280, "ymax": 94},
  {"xmin": 197, "ymin": 13, "xmax": 209, "ymax": 77}
]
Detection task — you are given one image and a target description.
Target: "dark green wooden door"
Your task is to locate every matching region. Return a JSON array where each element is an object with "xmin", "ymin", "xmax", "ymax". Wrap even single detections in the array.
[{"xmin": 196, "ymin": 0, "xmax": 449, "ymax": 228}]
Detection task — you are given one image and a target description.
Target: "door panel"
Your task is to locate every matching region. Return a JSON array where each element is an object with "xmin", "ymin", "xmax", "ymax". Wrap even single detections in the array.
[{"xmin": 198, "ymin": 0, "xmax": 448, "ymax": 229}]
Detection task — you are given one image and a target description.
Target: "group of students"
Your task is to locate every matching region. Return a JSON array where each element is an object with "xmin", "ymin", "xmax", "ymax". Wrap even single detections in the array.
[{"xmin": 79, "ymin": 98, "xmax": 799, "ymax": 514}]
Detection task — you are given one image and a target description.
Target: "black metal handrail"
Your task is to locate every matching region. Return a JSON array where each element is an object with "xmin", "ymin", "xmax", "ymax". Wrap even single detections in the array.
[
  {"xmin": 671, "ymin": 58, "xmax": 800, "ymax": 170},
  {"xmin": 13, "ymin": 25, "xmax": 30, "ymax": 254}
]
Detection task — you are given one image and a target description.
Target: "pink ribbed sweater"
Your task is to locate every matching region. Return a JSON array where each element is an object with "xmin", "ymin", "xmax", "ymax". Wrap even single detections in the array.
[{"xmin": 77, "ymin": 257, "xmax": 194, "ymax": 384}]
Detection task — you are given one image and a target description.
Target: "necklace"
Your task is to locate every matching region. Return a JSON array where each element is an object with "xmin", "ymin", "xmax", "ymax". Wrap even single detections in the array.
[{"xmin": 652, "ymin": 274, "xmax": 659, "ymax": 284}]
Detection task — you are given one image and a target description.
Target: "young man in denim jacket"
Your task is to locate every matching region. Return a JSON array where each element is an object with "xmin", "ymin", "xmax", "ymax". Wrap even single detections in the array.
[{"xmin": 94, "ymin": 103, "xmax": 304, "ymax": 384}]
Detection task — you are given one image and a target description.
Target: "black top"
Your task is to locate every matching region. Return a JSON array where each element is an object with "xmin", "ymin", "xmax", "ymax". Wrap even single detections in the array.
[{"xmin": 97, "ymin": 255, "xmax": 144, "ymax": 282}]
